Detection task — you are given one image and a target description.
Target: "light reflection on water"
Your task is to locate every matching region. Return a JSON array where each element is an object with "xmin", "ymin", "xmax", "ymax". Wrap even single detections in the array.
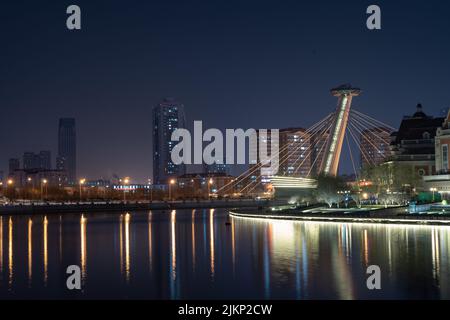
[{"xmin": 0, "ymin": 209, "xmax": 449, "ymax": 299}]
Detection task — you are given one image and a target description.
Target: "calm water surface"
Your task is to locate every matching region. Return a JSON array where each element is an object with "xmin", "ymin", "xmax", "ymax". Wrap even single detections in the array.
[{"xmin": 0, "ymin": 209, "xmax": 449, "ymax": 299}]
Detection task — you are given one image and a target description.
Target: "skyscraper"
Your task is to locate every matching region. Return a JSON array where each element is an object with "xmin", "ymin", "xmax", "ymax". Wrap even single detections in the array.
[
  {"xmin": 153, "ymin": 98, "xmax": 186, "ymax": 185},
  {"xmin": 23, "ymin": 152, "xmax": 40, "ymax": 170},
  {"xmin": 8, "ymin": 158, "xmax": 20, "ymax": 177},
  {"xmin": 23, "ymin": 151, "xmax": 51, "ymax": 170},
  {"xmin": 39, "ymin": 151, "xmax": 52, "ymax": 170},
  {"xmin": 204, "ymin": 159, "xmax": 229, "ymax": 175},
  {"xmin": 278, "ymin": 128, "xmax": 311, "ymax": 177},
  {"xmin": 58, "ymin": 118, "xmax": 76, "ymax": 184}
]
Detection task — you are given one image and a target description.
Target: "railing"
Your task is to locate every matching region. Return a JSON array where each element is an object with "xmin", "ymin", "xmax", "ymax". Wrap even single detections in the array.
[
  {"xmin": 401, "ymin": 139, "xmax": 434, "ymax": 145},
  {"xmin": 392, "ymin": 154, "xmax": 434, "ymax": 161}
]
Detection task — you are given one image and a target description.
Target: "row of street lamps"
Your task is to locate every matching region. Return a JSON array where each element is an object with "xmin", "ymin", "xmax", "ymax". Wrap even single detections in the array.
[
  {"xmin": 169, "ymin": 178, "xmax": 215, "ymax": 201},
  {"xmin": 3, "ymin": 176, "xmax": 217, "ymax": 202},
  {"xmin": 1, "ymin": 178, "xmax": 48, "ymax": 201}
]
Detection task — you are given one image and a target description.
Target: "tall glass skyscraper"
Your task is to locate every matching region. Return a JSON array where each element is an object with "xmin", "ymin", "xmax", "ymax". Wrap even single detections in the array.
[
  {"xmin": 153, "ymin": 98, "xmax": 186, "ymax": 185},
  {"xmin": 58, "ymin": 118, "xmax": 76, "ymax": 184}
]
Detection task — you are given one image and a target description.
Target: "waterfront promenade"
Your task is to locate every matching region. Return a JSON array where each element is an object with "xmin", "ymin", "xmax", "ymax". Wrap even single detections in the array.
[
  {"xmin": 230, "ymin": 206, "xmax": 450, "ymax": 226},
  {"xmin": 0, "ymin": 198, "xmax": 277, "ymax": 215}
]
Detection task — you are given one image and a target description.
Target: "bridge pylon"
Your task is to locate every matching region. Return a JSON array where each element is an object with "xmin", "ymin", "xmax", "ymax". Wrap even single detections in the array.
[{"xmin": 320, "ymin": 84, "xmax": 361, "ymax": 176}]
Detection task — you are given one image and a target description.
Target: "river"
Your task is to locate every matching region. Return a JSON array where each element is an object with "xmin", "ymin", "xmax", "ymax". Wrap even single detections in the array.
[{"xmin": 0, "ymin": 209, "xmax": 449, "ymax": 299}]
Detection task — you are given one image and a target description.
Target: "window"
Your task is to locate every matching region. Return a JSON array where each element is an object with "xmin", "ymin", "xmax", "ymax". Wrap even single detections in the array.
[{"xmin": 443, "ymin": 144, "xmax": 449, "ymax": 170}]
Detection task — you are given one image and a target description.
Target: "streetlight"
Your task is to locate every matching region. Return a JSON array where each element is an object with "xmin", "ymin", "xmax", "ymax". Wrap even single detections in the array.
[
  {"xmin": 208, "ymin": 178, "xmax": 213, "ymax": 200},
  {"xmin": 26, "ymin": 177, "xmax": 33, "ymax": 200},
  {"xmin": 123, "ymin": 177, "xmax": 130, "ymax": 202},
  {"xmin": 41, "ymin": 179, "xmax": 48, "ymax": 201},
  {"xmin": 79, "ymin": 178, "xmax": 86, "ymax": 202},
  {"xmin": 169, "ymin": 179, "xmax": 176, "ymax": 201},
  {"xmin": 7, "ymin": 179, "xmax": 13, "ymax": 193},
  {"xmin": 430, "ymin": 187, "xmax": 437, "ymax": 202},
  {"xmin": 148, "ymin": 179, "xmax": 153, "ymax": 202}
]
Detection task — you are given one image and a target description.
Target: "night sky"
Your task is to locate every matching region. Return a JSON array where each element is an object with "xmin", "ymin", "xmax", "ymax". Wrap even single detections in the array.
[{"xmin": 1, "ymin": 0, "xmax": 450, "ymax": 182}]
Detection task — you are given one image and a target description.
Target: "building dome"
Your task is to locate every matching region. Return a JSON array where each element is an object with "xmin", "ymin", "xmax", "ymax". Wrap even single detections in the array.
[{"xmin": 413, "ymin": 103, "xmax": 427, "ymax": 118}]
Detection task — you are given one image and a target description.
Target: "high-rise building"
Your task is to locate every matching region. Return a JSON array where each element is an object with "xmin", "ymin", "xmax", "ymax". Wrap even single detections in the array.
[
  {"xmin": 153, "ymin": 98, "xmax": 186, "ymax": 185},
  {"xmin": 278, "ymin": 128, "xmax": 312, "ymax": 177},
  {"xmin": 23, "ymin": 151, "xmax": 51, "ymax": 170},
  {"xmin": 311, "ymin": 131, "xmax": 330, "ymax": 176},
  {"xmin": 204, "ymin": 158, "xmax": 229, "ymax": 175},
  {"xmin": 8, "ymin": 158, "xmax": 20, "ymax": 176},
  {"xmin": 23, "ymin": 152, "xmax": 40, "ymax": 170},
  {"xmin": 39, "ymin": 151, "xmax": 52, "ymax": 170},
  {"xmin": 249, "ymin": 128, "xmax": 314, "ymax": 189},
  {"xmin": 248, "ymin": 129, "xmax": 278, "ymax": 187},
  {"xmin": 58, "ymin": 118, "xmax": 77, "ymax": 184},
  {"xmin": 360, "ymin": 127, "xmax": 392, "ymax": 167}
]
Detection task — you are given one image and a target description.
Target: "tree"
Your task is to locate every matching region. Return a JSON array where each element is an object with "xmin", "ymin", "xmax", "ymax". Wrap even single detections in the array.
[
  {"xmin": 314, "ymin": 174, "xmax": 346, "ymax": 208},
  {"xmin": 361, "ymin": 162, "xmax": 422, "ymax": 194}
]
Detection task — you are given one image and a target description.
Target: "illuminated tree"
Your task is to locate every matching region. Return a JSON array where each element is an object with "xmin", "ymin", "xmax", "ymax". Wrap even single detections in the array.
[{"xmin": 314, "ymin": 174, "xmax": 346, "ymax": 208}]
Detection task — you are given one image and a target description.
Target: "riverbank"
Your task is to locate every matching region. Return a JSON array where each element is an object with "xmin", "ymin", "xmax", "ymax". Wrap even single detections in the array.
[
  {"xmin": 0, "ymin": 199, "xmax": 277, "ymax": 215},
  {"xmin": 229, "ymin": 206, "xmax": 450, "ymax": 226}
]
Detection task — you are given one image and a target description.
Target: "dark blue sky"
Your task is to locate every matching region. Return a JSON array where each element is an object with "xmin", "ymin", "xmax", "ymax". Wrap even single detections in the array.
[{"xmin": 1, "ymin": 0, "xmax": 450, "ymax": 182}]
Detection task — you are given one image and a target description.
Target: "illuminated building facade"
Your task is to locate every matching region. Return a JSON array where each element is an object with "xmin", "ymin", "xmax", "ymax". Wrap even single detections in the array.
[
  {"xmin": 390, "ymin": 104, "xmax": 443, "ymax": 177},
  {"xmin": 423, "ymin": 109, "xmax": 450, "ymax": 195},
  {"xmin": 177, "ymin": 172, "xmax": 235, "ymax": 198},
  {"xmin": 153, "ymin": 98, "xmax": 186, "ymax": 184},
  {"xmin": 58, "ymin": 118, "xmax": 77, "ymax": 185},
  {"xmin": 278, "ymin": 128, "xmax": 311, "ymax": 177}
]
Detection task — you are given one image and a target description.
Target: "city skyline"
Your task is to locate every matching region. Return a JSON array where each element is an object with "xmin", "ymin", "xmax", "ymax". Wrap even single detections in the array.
[
  {"xmin": 2, "ymin": 0, "xmax": 450, "ymax": 304},
  {"xmin": 1, "ymin": 0, "xmax": 450, "ymax": 182}
]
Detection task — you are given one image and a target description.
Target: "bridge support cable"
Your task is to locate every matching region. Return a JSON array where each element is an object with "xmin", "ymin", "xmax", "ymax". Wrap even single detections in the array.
[
  {"xmin": 347, "ymin": 119, "xmax": 389, "ymax": 162},
  {"xmin": 238, "ymin": 118, "xmax": 334, "ymax": 195},
  {"xmin": 242, "ymin": 120, "xmax": 334, "ymax": 196},
  {"xmin": 307, "ymin": 129, "xmax": 329, "ymax": 177},
  {"xmin": 351, "ymin": 109, "xmax": 396, "ymax": 131},
  {"xmin": 350, "ymin": 111, "xmax": 393, "ymax": 135},
  {"xmin": 349, "ymin": 111, "xmax": 393, "ymax": 144},
  {"xmin": 243, "ymin": 120, "xmax": 334, "ymax": 195},
  {"xmin": 292, "ymin": 121, "xmax": 333, "ymax": 176},
  {"xmin": 349, "ymin": 118, "xmax": 391, "ymax": 147},
  {"xmin": 235, "ymin": 115, "xmax": 333, "ymax": 193},
  {"xmin": 216, "ymin": 113, "xmax": 334, "ymax": 195},
  {"xmin": 346, "ymin": 124, "xmax": 376, "ymax": 167},
  {"xmin": 345, "ymin": 133, "xmax": 361, "ymax": 189}
]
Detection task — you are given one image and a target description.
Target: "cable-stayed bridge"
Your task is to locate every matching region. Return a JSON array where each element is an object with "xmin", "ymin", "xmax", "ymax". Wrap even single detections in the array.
[{"xmin": 216, "ymin": 84, "xmax": 395, "ymax": 197}]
